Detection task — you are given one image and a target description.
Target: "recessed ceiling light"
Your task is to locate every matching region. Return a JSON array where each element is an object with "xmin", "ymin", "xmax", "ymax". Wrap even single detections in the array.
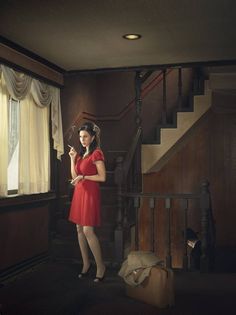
[{"xmin": 123, "ymin": 34, "xmax": 142, "ymax": 40}]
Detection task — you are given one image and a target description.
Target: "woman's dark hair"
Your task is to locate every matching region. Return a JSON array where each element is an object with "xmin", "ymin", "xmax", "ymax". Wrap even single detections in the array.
[{"xmin": 77, "ymin": 122, "xmax": 99, "ymax": 157}]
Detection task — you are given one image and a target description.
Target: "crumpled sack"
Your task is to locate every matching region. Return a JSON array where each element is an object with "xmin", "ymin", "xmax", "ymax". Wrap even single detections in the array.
[{"xmin": 118, "ymin": 250, "xmax": 164, "ymax": 287}]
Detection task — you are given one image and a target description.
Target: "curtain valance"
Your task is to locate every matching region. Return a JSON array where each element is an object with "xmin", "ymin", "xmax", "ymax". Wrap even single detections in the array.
[{"xmin": 0, "ymin": 64, "xmax": 64, "ymax": 159}]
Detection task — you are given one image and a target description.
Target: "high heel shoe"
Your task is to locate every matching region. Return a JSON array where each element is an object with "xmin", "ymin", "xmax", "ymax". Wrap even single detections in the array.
[
  {"xmin": 93, "ymin": 275, "xmax": 105, "ymax": 282},
  {"xmin": 78, "ymin": 264, "xmax": 92, "ymax": 279},
  {"xmin": 93, "ymin": 267, "xmax": 106, "ymax": 283}
]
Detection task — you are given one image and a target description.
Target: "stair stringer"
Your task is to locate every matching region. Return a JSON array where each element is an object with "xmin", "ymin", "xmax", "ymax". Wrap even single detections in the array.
[{"xmin": 141, "ymin": 80, "xmax": 212, "ymax": 174}]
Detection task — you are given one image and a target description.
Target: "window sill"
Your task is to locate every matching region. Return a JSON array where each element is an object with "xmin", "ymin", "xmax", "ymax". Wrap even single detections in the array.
[{"xmin": 0, "ymin": 191, "xmax": 56, "ymax": 208}]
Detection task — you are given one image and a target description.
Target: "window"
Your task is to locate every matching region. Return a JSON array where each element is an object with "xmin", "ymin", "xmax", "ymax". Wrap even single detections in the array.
[
  {"xmin": 7, "ymin": 98, "xmax": 19, "ymax": 194},
  {"xmin": 0, "ymin": 64, "xmax": 64, "ymax": 198}
]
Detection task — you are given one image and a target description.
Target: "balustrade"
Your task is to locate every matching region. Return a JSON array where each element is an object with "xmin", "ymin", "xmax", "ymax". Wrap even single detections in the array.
[
  {"xmin": 115, "ymin": 181, "xmax": 215, "ymax": 272},
  {"xmin": 112, "ymin": 67, "xmax": 213, "ymax": 272}
]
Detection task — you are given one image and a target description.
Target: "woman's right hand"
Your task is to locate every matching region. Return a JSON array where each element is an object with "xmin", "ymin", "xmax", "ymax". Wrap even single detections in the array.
[{"xmin": 68, "ymin": 146, "xmax": 77, "ymax": 159}]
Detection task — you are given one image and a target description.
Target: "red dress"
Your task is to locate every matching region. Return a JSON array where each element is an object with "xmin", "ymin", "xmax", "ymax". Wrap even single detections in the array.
[{"xmin": 68, "ymin": 149, "xmax": 104, "ymax": 226}]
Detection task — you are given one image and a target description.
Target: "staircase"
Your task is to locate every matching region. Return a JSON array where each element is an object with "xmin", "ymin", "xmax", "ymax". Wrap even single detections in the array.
[
  {"xmin": 53, "ymin": 68, "xmax": 219, "ymax": 265},
  {"xmin": 141, "ymin": 80, "xmax": 212, "ymax": 174}
]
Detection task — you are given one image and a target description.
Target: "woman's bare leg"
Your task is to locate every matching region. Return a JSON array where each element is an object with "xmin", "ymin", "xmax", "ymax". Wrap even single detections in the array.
[
  {"xmin": 83, "ymin": 226, "xmax": 105, "ymax": 278},
  {"xmin": 76, "ymin": 224, "xmax": 90, "ymax": 273}
]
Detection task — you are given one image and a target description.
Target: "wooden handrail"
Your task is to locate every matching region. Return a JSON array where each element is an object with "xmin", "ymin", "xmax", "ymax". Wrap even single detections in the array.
[
  {"xmin": 123, "ymin": 127, "xmax": 142, "ymax": 179},
  {"xmin": 114, "ymin": 128, "xmax": 142, "ymax": 186},
  {"xmin": 64, "ymin": 69, "xmax": 173, "ymax": 137},
  {"xmin": 120, "ymin": 192, "xmax": 200, "ymax": 199}
]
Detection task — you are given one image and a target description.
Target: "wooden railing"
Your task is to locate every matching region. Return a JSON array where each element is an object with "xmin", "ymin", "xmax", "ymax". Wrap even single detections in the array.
[
  {"xmin": 113, "ymin": 126, "xmax": 142, "ymax": 262},
  {"xmin": 117, "ymin": 180, "xmax": 215, "ymax": 272},
  {"xmin": 64, "ymin": 69, "xmax": 173, "ymax": 139},
  {"xmin": 113, "ymin": 68, "xmax": 177, "ymax": 262}
]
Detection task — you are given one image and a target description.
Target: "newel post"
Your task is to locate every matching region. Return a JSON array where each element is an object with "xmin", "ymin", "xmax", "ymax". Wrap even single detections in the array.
[
  {"xmin": 200, "ymin": 180, "xmax": 211, "ymax": 272},
  {"xmin": 134, "ymin": 71, "xmax": 143, "ymax": 193},
  {"xmin": 114, "ymin": 156, "xmax": 125, "ymax": 263},
  {"xmin": 135, "ymin": 71, "xmax": 142, "ymax": 128}
]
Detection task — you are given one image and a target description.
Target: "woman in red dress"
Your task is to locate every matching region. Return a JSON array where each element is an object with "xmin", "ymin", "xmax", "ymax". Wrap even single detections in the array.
[{"xmin": 68, "ymin": 122, "xmax": 106, "ymax": 282}]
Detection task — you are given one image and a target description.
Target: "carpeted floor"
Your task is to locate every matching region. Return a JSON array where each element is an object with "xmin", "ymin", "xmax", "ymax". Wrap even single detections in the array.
[{"xmin": 0, "ymin": 260, "xmax": 236, "ymax": 315}]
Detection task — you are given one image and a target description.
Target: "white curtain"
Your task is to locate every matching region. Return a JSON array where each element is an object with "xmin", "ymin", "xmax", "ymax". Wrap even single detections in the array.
[
  {"xmin": 1, "ymin": 65, "xmax": 64, "ymax": 160},
  {"xmin": 0, "ymin": 73, "xmax": 9, "ymax": 196},
  {"xmin": 51, "ymin": 87, "xmax": 64, "ymax": 159},
  {"xmin": 0, "ymin": 64, "xmax": 64, "ymax": 196},
  {"xmin": 2, "ymin": 65, "xmax": 32, "ymax": 100},
  {"xmin": 19, "ymin": 94, "xmax": 50, "ymax": 194}
]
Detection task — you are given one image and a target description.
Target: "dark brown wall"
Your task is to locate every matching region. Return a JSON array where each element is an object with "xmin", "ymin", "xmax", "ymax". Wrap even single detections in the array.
[
  {"xmin": 0, "ymin": 203, "xmax": 49, "ymax": 270},
  {"xmin": 59, "ymin": 73, "xmax": 98, "ymax": 195},
  {"xmin": 96, "ymin": 71, "xmax": 136, "ymax": 152},
  {"xmin": 59, "ymin": 71, "xmax": 137, "ymax": 196}
]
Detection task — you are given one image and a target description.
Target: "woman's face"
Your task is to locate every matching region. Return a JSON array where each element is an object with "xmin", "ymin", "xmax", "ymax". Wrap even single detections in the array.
[{"xmin": 79, "ymin": 130, "xmax": 94, "ymax": 148}]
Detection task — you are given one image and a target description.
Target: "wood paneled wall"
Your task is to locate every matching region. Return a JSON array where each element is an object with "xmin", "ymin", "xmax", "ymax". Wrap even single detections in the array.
[
  {"xmin": 59, "ymin": 74, "xmax": 97, "ymax": 195},
  {"xmin": 59, "ymin": 71, "xmax": 137, "ymax": 195},
  {"xmin": 0, "ymin": 203, "xmax": 49, "ymax": 270},
  {"xmin": 140, "ymin": 108, "xmax": 236, "ymax": 267}
]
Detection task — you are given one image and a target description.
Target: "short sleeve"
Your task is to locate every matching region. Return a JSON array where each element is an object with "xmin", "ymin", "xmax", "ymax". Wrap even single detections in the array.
[{"xmin": 91, "ymin": 149, "xmax": 105, "ymax": 163}]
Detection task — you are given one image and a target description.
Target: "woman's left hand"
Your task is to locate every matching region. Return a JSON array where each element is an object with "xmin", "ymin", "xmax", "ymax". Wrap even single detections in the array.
[{"xmin": 71, "ymin": 175, "xmax": 83, "ymax": 186}]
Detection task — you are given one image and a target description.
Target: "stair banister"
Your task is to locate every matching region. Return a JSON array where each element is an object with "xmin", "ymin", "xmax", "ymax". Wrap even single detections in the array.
[
  {"xmin": 200, "ymin": 180, "xmax": 215, "ymax": 272},
  {"xmin": 120, "ymin": 180, "xmax": 215, "ymax": 271},
  {"xmin": 135, "ymin": 71, "xmax": 142, "ymax": 127},
  {"xmin": 114, "ymin": 70, "xmax": 145, "ymax": 262},
  {"xmin": 165, "ymin": 197, "xmax": 172, "ymax": 268},
  {"xmin": 178, "ymin": 68, "xmax": 183, "ymax": 110},
  {"xmin": 162, "ymin": 69, "xmax": 167, "ymax": 124},
  {"xmin": 149, "ymin": 197, "xmax": 155, "ymax": 252},
  {"xmin": 122, "ymin": 127, "xmax": 142, "ymax": 180},
  {"xmin": 182, "ymin": 198, "xmax": 189, "ymax": 271},
  {"xmin": 114, "ymin": 155, "xmax": 124, "ymax": 262},
  {"xmin": 114, "ymin": 128, "xmax": 142, "ymax": 262}
]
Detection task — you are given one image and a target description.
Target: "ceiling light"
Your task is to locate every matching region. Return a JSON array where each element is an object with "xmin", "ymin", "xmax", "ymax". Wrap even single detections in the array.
[{"xmin": 123, "ymin": 34, "xmax": 142, "ymax": 40}]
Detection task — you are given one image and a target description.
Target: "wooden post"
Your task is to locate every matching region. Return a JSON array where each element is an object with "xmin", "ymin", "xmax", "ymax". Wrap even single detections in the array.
[
  {"xmin": 135, "ymin": 71, "xmax": 142, "ymax": 128},
  {"xmin": 178, "ymin": 68, "xmax": 183, "ymax": 110},
  {"xmin": 114, "ymin": 156, "xmax": 124, "ymax": 262},
  {"xmin": 134, "ymin": 196, "xmax": 140, "ymax": 250},
  {"xmin": 182, "ymin": 198, "xmax": 189, "ymax": 271},
  {"xmin": 165, "ymin": 197, "xmax": 172, "ymax": 268},
  {"xmin": 149, "ymin": 197, "xmax": 155, "ymax": 252},
  {"xmin": 193, "ymin": 67, "xmax": 205, "ymax": 95},
  {"xmin": 133, "ymin": 134, "xmax": 142, "ymax": 193},
  {"xmin": 134, "ymin": 71, "xmax": 143, "ymax": 193},
  {"xmin": 162, "ymin": 69, "xmax": 167, "ymax": 125},
  {"xmin": 200, "ymin": 180, "xmax": 210, "ymax": 272}
]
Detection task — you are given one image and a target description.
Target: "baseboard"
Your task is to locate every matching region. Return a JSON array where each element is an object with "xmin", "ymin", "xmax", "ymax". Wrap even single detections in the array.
[{"xmin": 0, "ymin": 252, "xmax": 49, "ymax": 284}]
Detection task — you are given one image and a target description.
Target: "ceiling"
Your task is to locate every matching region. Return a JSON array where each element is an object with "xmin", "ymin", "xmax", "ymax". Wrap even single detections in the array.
[{"xmin": 1, "ymin": 0, "xmax": 236, "ymax": 72}]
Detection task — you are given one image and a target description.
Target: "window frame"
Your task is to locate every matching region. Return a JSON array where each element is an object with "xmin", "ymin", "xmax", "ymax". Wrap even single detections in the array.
[{"xmin": 7, "ymin": 98, "xmax": 20, "ymax": 195}]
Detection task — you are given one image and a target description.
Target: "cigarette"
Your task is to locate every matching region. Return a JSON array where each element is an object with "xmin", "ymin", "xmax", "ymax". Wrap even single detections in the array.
[
  {"xmin": 70, "ymin": 175, "xmax": 80, "ymax": 185},
  {"xmin": 68, "ymin": 144, "xmax": 73, "ymax": 148}
]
